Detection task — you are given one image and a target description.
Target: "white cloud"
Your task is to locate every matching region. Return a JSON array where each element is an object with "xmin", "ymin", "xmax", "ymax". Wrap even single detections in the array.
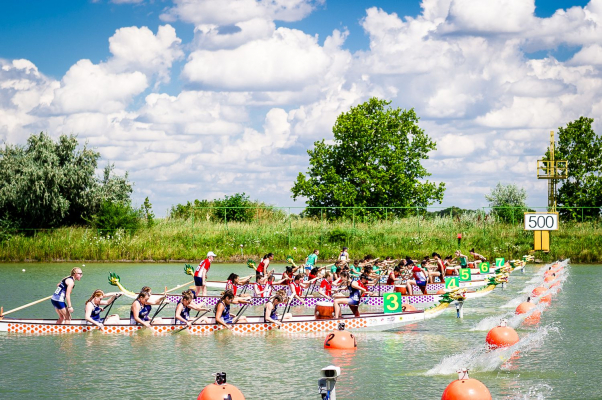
[
  {"xmin": 108, "ymin": 25, "xmax": 184, "ymax": 84},
  {"xmin": 182, "ymin": 27, "xmax": 347, "ymax": 92},
  {"xmin": 160, "ymin": 0, "xmax": 320, "ymax": 26}
]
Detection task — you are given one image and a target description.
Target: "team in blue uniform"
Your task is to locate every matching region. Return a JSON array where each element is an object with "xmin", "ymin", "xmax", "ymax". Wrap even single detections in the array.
[
  {"xmin": 51, "ymin": 267, "xmax": 83, "ymax": 324},
  {"xmin": 214, "ymin": 290, "xmax": 250, "ymax": 330},
  {"xmin": 84, "ymin": 289, "xmax": 120, "ymax": 330},
  {"xmin": 175, "ymin": 290, "xmax": 210, "ymax": 327}
]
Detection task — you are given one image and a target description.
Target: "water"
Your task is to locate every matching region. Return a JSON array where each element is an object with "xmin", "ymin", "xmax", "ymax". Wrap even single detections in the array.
[{"xmin": 0, "ymin": 262, "xmax": 599, "ymax": 399}]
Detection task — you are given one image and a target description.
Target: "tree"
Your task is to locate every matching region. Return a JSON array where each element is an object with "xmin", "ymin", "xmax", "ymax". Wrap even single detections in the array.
[
  {"xmin": 213, "ymin": 193, "xmax": 254, "ymax": 223},
  {"xmin": 291, "ymin": 98, "xmax": 445, "ymax": 218},
  {"xmin": 0, "ymin": 132, "xmax": 133, "ymax": 229},
  {"xmin": 485, "ymin": 183, "xmax": 527, "ymax": 223},
  {"xmin": 555, "ymin": 117, "xmax": 602, "ymax": 219},
  {"xmin": 88, "ymin": 200, "xmax": 141, "ymax": 236},
  {"xmin": 142, "ymin": 197, "xmax": 155, "ymax": 228}
]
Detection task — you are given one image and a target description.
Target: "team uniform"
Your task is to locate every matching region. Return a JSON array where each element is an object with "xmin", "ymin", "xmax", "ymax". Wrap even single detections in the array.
[
  {"xmin": 264, "ymin": 304, "xmax": 279, "ymax": 323},
  {"xmin": 339, "ymin": 251, "xmax": 349, "ymax": 262},
  {"xmin": 256, "ymin": 259, "xmax": 268, "ymax": 280},
  {"xmin": 194, "ymin": 258, "xmax": 211, "ymax": 286},
  {"xmin": 51, "ymin": 276, "xmax": 74, "ymax": 310},
  {"xmin": 305, "ymin": 253, "xmax": 318, "ymax": 271},
  {"xmin": 225, "ymin": 280, "xmax": 238, "ymax": 296},
  {"xmin": 175, "ymin": 300, "xmax": 191, "ymax": 325},
  {"xmin": 256, "ymin": 282, "xmax": 272, "ymax": 298},
  {"xmin": 218, "ymin": 301, "xmax": 233, "ymax": 324},
  {"xmin": 348, "ymin": 281, "xmax": 367, "ymax": 306},
  {"xmin": 320, "ymin": 279, "xmax": 332, "ymax": 297},
  {"xmin": 412, "ymin": 266, "xmax": 428, "ymax": 288},
  {"xmin": 87, "ymin": 303, "xmax": 103, "ymax": 323},
  {"xmin": 290, "ymin": 281, "xmax": 303, "ymax": 297},
  {"xmin": 130, "ymin": 299, "xmax": 152, "ymax": 325}
]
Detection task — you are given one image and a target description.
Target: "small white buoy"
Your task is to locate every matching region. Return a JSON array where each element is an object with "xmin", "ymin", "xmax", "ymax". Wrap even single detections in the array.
[
  {"xmin": 82, "ymin": 264, "xmax": 85, "ymax": 267},
  {"xmin": 22, "ymin": 269, "xmax": 26, "ymax": 272},
  {"xmin": 293, "ymin": 247, "xmax": 297, "ymax": 251}
]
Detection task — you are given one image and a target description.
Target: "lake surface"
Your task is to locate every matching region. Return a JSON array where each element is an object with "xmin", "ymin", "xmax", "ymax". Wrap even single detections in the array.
[{"xmin": 0, "ymin": 262, "xmax": 598, "ymax": 399}]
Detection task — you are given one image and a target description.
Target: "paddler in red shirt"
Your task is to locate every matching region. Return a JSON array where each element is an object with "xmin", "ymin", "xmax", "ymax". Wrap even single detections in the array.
[{"xmin": 194, "ymin": 251, "xmax": 216, "ymax": 297}]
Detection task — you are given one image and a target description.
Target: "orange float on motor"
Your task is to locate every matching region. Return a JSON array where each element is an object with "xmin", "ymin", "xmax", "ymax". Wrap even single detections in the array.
[
  {"xmin": 486, "ymin": 320, "xmax": 519, "ymax": 349},
  {"xmin": 324, "ymin": 323, "xmax": 357, "ymax": 350},
  {"xmin": 198, "ymin": 373, "xmax": 245, "ymax": 400},
  {"xmin": 532, "ymin": 286, "xmax": 547, "ymax": 297},
  {"xmin": 441, "ymin": 369, "xmax": 492, "ymax": 400},
  {"xmin": 402, "ymin": 304, "xmax": 417, "ymax": 311}
]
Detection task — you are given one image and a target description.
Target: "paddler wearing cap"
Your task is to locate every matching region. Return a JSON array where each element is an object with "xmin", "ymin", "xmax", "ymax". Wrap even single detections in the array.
[{"xmin": 195, "ymin": 251, "xmax": 216, "ymax": 297}]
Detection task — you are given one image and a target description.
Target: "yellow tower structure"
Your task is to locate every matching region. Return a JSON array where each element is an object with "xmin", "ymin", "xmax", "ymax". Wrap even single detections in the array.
[{"xmin": 534, "ymin": 131, "xmax": 568, "ymax": 250}]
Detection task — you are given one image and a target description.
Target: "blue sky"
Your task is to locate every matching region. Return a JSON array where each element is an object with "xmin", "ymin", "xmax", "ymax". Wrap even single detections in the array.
[
  {"xmin": 0, "ymin": 0, "xmax": 589, "ymax": 77},
  {"xmin": 0, "ymin": 0, "xmax": 600, "ymax": 215}
]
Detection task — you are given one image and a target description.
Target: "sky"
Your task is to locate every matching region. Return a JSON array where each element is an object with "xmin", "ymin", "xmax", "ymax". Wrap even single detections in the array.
[{"xmin": 1, "ymin": 0, "xmax": 601, "ymax": 216}]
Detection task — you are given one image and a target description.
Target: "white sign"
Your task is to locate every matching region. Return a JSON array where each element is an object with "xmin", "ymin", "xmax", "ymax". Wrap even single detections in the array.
[{"xmin": 524, "ymin": 212, "xmax": 559, "ymax": 231}]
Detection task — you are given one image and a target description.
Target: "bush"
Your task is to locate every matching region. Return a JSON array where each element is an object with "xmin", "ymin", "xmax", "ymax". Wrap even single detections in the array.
[{"xmin": 88, "ymin": 201, "xmax": 141, "ymax": 236}]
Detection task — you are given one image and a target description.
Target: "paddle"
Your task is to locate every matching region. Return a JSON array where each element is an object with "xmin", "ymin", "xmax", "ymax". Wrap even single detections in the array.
[
  {"xmin": 149, "ymin": 289, "xmax": 168, "ymax": 324},
  {"xmin": 173, "ymin": 309, "xmax": 210, "ymax": 333},
  {"xmin": 100, "ymin": 293, "xmax": 122, "ymax": 322},
  {"xmin": 0, "ymin": 295, "xmax": 53, "ymax": 318},
  {"xmin": 232, "ymin": 303, "xmax": 250, "ymax": 324},
  {"xmin": 280, "ymin": 296, "xmax": 293, "ymax": 323}
]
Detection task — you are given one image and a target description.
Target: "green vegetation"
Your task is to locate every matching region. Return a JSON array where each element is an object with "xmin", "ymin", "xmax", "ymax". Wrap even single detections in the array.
[
  {"xmin": 1, "ymin": 213, "xmax": 600, "ymax": 263},
  {"xmin": 0, "ymin": 132, "xmax": 133, "ymax": 229},
  {"xmin": 291, "ymin": 98, "xmax": 445, "ymax": 219},
  {"xmin": 486, "ymin": 183, "xmax": 528, "ymax": 222},
  {"xmin": 555, "ymin": 117, "xmax": 602, "ymax": 219}
]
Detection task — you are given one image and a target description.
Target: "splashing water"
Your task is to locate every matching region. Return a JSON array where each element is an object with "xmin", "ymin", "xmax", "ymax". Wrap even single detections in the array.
[{"xmin": 426, "ymin": 325, "xmax": 559, "ymax": 375}]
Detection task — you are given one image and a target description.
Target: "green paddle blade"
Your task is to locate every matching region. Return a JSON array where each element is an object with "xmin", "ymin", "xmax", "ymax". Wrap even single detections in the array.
[
  {"xmin": 247, "ymin": 259, "xmax": 256, "ymax": 269},
  {"xmin": 108, "ymin": 272, "xmax": 120, "ymax": 286},
  {"xmin": 184, "ymin": 264, "xmax": 194, "ymax": 276}
]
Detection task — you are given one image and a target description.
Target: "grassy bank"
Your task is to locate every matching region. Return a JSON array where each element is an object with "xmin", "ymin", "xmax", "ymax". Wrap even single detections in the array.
[{"xmin": 1, "ymin": 214, "xmax": 601, "ymax": 263}]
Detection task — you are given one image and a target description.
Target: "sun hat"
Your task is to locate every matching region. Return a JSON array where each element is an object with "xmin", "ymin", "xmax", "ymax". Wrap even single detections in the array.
[{"xmin": 207, "ymin": 251, "xmax": 217, "ymax": 257}]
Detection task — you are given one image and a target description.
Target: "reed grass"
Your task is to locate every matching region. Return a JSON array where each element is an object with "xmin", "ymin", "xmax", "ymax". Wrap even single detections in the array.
[{"xmin": 1, "ymin": 214, "xmax": 601, "ymax": 263}]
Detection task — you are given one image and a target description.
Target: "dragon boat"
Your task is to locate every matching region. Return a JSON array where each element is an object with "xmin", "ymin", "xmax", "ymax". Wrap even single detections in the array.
[{"xmin": 0, "ymin": 290, "xmax": 463, "ymax": 335}]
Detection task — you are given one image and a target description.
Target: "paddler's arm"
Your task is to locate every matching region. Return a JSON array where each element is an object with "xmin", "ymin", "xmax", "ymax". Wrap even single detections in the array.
[
  {"xmin": 174, "ymin": 303, "xmax": 190, "ymax": 326},
  {"xmin": 131, "ymin": 302, "xmax": 151, "ymax": 328},
  {"xmin": 84, "ymin": 302, "xmax": 104, "ymax": 329},
  {"xmin": 65, "ymin": 279, "xmax": 75, "ymax": 315},
  {"xmin": 264, "ymin": 304, "xmax": 281, "ymax": 326},
  {"xmin": 214, "ymin": 302, "xmax": 231, "ymax": 330}
]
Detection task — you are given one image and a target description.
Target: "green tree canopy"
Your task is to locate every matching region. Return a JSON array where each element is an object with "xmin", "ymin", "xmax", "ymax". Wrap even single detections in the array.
[
  {"xmin": 485, "ymin": 183, "xmax": 527, "ymax": 223},
  {"xmin": 555, "ymin": 117, "xmax": 602, "ymax": 219},
  {"xmin": 291, "ymin": 98, "xmax": 445, "ymax": 218},
  {"xmin": 0, "ymin": 132, "xmax": 133, "ymax": 229}
]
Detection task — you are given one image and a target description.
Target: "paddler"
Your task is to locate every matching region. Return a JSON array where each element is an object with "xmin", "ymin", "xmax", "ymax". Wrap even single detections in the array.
[
  {"xmin": 469, "ymin": 248, "xmax": 487, "ymax": 265},
  {"xmin": 333, "ymin": 274, "xmax": 372, "ymax": 318},
  {"xmin": 264, "ymin": 294, "xmax": 292, "ymax": 327},
  {"xmin": 194, "ymin": 251, "xmax": 216, "ymax": 297},
  {"xmin": 318, "ymin": 272, "xmax": 335, "ymax": 300},
  {"xmin": 254, "ymin": 275, "xmax": 273, "ymax": 298},
  {"xmin": 386, "ymin": 266, "xmax": 403, "ymax": 285},
  {"xmin": 51, "ymin": 267, "xmax": 83, "ymax": 324},
  {"xmin": 225, "ymin": 273, "xmax": 253, "ymax": 299},
  {"xmin": 405, "ymin": 260, "xmax": 428, "ymax": 295},
  {"xmin": 338, "ymin": 246, "xmax": 350, "ymax": 262},
  {"xmin": 214, "ymin": 290, "xmax": 250, "ymax": 329},
  {"xmin": 289, "ymin": 274, "xmax": 312, "ymax": 305},
  {"xmin": 431, "ymin": 252, "xmax": 447, "ymax": 280},
  {"xmin": 84, "ymin": 289, "xmax": 120, "ymax": 330},
  {"xmin": 454, "ymin": 250, "xmax": 469, "ymax": 268},
  {"xmin": 255, "ymin": 253, "xmax": 274, "ymax": 282},
  {"xmin": 175, "ymin": 290, "xmax": 210, "ymax": 327},
  {"xmin": 305, "ymin": 249, "xmax": 319, "ymax": 272},
  {"xmin": 130, "ymin": 291, "xmax": 156, "ymax": 327}
]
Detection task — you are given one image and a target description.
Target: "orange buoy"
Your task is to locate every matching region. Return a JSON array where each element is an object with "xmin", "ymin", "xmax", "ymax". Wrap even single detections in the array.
[
  {"xmin": 515, "ymin": 300, "xmax": 536, "ymax": 315},
  {"xmin": 324, "ymin": 323, "xmax": 357, "ymax": 350},
  {"xmin": 544, "ymin": 275, "xmax": 555, "ymax": 283},
  {"xmin": 540, "ymin": 294, "xmax": 552, "ymax": 304},
  {"xmin": 198, "ymin": 373, "xmax": 245, "ymax": 400},
  {"xmin": 486, "ymin": 320, "xmax": 519, "ymax": 349},
  {"xmin": 550, "ymin": 281, "xmax": 561, "ymax": 289},
  {"xmin": 436, "ymin": 289, "xmax": 446, "ymax": 295},
  {"xmin": 402, "ymin": 304, "xmax": 417, "ymax": 311},
  {"xmin": 441, "ymin": 369, "xmax": 492, "ymax": 400},
  {"xmin": 532, "ymin": 286, "xmax": 546, "ymax": 297}
]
